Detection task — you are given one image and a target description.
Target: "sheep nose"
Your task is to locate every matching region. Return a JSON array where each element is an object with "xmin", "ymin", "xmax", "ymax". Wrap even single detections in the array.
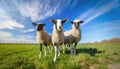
[{"xmin": 59, "ymin": 26, "xmax": 62, "ymax": 29}]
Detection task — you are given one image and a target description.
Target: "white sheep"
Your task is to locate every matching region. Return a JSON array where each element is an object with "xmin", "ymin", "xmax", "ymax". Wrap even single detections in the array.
[
  {"xmin": 50, "ymin": 18, "xmax": 68, "ymax": 62},
  {"xmin": 64, "ymin": 19, "xmax": 84, "ymax": 55},
  {"xmin": 32, "ymin": 22, "xmax": 52, "ymax": 58}
]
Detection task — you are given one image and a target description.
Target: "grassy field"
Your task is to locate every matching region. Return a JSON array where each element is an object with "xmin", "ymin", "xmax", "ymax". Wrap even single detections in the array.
[{"xmin": 0, "ymin": 44, "xmax": 120, "ymax": 69}]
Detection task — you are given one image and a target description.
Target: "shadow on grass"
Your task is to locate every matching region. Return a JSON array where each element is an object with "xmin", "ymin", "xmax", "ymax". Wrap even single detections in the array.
[{"xmin": 66, "ymin": 48, "xmax": 105, "ymax": 56}]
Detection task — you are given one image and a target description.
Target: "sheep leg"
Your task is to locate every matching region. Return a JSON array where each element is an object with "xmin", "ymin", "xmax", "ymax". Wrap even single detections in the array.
[
  {"xmin": 44, "ymin": 47, "xmax": 47, "ymax": 56},
  {"xmin": 59, "ymin": 46, "xmax": 62, "ymax": 51},
  {"xmin": 74, "ymin": 42, "xmax": 77, "ymax": 55},
  {"xmin": 63, "ymin": 45, "xmax": 65, "ymax": 53},
  {"xmin": 48, "ymin": 45, "xmax": 51, "ymax": 53},
  {"xmin": 73, "ymin": 47, "xmax": 76, "ymax": 55},
  {"xmin": 51, "ymin": 45, "xmax": 53, "ymax": 53},
  {"xmin": 39, "ymin": 44, "xmax": 42, "ymax": 58},
  {"xmin": 54, "ymin": 45, "xmax": 57, "ymax": 62},
  {"xmin": 70, "ymin": 43, "xmax": 74, "ymax": 55},
  {"xmin": 63, "ymin": 44, "xmax": 68, "ymax": 53},
  {"xmin": 44, "ymin": 44, "xmax": 47, "ymax": 56},
  {"xmin": 66, "ymin": 44, "xmax": 70, "ymax": 51},
  {"xmin": 50, "ymin": 45, "xmax": 53, "ymax": 53},
  {"xmin": 58, "ymin": 46, "xmax": 60, "ymax": 56}
]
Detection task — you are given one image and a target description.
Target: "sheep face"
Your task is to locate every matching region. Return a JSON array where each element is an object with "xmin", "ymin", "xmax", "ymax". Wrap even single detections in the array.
[
  {"xmin": 50, "ymin": 18, "xmax": 68, "ymax": 32},
  {"xmin": 71, "ymin": 19, "xmax": 84, "ymax": 29},
  {"xmin": 32, "ymin": 22, "xmax": 45, "ymax": 31},
  {"xmin": 36, "ymin": 24, "xmax": 45, "ymax": 31}
]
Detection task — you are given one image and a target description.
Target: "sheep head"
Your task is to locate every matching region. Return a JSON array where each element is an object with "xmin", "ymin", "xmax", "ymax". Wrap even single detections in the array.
[
  {"xmin": 32, "ymin": 22, "xmax": 45, "ymax": 31},
  {"xmin": 50, "ymin": 18, "xmax": 68, "ymax": 32},
  {"xmin": 71, "ymin": 19, "xmax": 84, "ymax": 29}
]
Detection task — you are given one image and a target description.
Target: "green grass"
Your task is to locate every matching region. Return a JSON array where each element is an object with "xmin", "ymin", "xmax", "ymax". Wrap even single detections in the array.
[{"xmin": 0, "ymin": 43, "xmax": 120, "ymax": 69}]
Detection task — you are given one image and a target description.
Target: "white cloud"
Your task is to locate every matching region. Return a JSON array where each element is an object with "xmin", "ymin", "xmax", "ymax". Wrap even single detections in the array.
[
  {"xmin": 70, "ymin": 0, "xmax": 79, "ymax": 8},
  {"xmin": 0, "ymin": 20, "xmax": 24, "ymax": 30},
  {"xmin": 23, "ymin": 28, "xmax": 34, "ymax": 33},
  {"xmin": 0, "ymin": 9, "xmax": 11, "ymax": 20},
  {"xmin": 83, "ymin": 20, "xmax": 120, "ymax": 31},
  {"xmin": 0, "ymin": 31, "xmax": 12, "ymax": 38},
  {"xmin": 0, "ymin": 31, "xmax": 36, "ymax": 43},
  {"xmin": 13, "ymin": 0, "xmax": 71, "ymax": 21},
  {"xmin": 80, "ymin": 20, "xmax": 120, "ymax": 43},
  {"xmin": 77, "ymin": 0, "xmax": 120, "ymax": 25},
  {"xmin": 83, "ymin": 20, "xmax": 120, "ymax": 35},
  {"xmin": 0, "ymin": 7, "xmax": 24, "ymax": 30}
]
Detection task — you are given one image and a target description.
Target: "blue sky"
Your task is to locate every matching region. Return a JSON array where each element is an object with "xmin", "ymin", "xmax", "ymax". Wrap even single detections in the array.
[{"xmin": 0, "ymin": 0, "xmax": 120, "ymax": 43}]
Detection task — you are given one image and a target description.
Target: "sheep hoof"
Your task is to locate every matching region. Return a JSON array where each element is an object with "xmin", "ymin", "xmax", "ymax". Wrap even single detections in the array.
[
  {"xmin": 39, "ymin": 55, "xmax": 41, "ymax": 58},
  {"xmin": 54, "ymin": 58, "xmax": 56, "ymax": 62}
]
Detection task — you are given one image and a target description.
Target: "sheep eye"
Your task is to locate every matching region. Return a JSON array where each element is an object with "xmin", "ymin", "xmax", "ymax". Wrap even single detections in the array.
[
  {"xmin": 62, "ymin": 21, "xmax": 65, "ymax": 23},
  {"xmin": 61, "ymin": 22, "xmax": 64, "ymax": 25},
  {"xmin": 71, "ymin": 22, "xmax": 75, "ymax": 24},
  {"xmin": 55, "ymin": 21, "xmax": 57, "ymax": 23}
]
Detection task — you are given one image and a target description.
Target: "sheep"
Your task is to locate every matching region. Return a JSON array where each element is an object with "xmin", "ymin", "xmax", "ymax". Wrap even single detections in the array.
[
  {"xmin": 64, "ymin": 19, "xmax": 84, "ymax": 55},
  {"xmin": 32, "ymin": 22, "xmax": 52, "ymax": 58},
  {"xmin": 50, "ymin": 18, "xmax": 68, "ymax": 62}
]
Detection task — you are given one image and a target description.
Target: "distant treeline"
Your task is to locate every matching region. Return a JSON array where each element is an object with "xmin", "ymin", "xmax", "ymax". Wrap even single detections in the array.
[{"xmin": 83, "ymin": 38, "xmax": 120, "ymax": 44}]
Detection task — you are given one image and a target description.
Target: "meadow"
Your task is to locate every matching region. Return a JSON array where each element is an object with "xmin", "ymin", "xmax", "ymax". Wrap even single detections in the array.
[{"xmin": 0, "ymin": 43, "xmax": 120, "ymax": 69}]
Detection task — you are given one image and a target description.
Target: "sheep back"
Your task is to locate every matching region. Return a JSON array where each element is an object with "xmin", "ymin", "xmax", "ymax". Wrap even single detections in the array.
[{"xmin": 64, "ymin": 29, "xmax": 81, "ymax": 43}]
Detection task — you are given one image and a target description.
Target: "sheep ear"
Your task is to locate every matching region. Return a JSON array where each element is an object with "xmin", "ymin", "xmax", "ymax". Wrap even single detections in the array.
[
  {"xmin": 32, "ymin": 22, "xmax": 37, "ymax": 26},
  {"xmin": 71, "ymin": 22, "xmax": 74, "ymax": 24},
  {"xmin": 62, "ymin": 18, "xmax": 68, "ymax": 23},
  {"xmin": 80, "ymin": 20, "xmax": 84, "ymax": 23},
  {"xmin": 43, "ymin": 23, "xmax": 45, "ymax": 26},
  {"xmin": 50, "ymin": 19, "xmax": 56, "ymax": 24}
]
